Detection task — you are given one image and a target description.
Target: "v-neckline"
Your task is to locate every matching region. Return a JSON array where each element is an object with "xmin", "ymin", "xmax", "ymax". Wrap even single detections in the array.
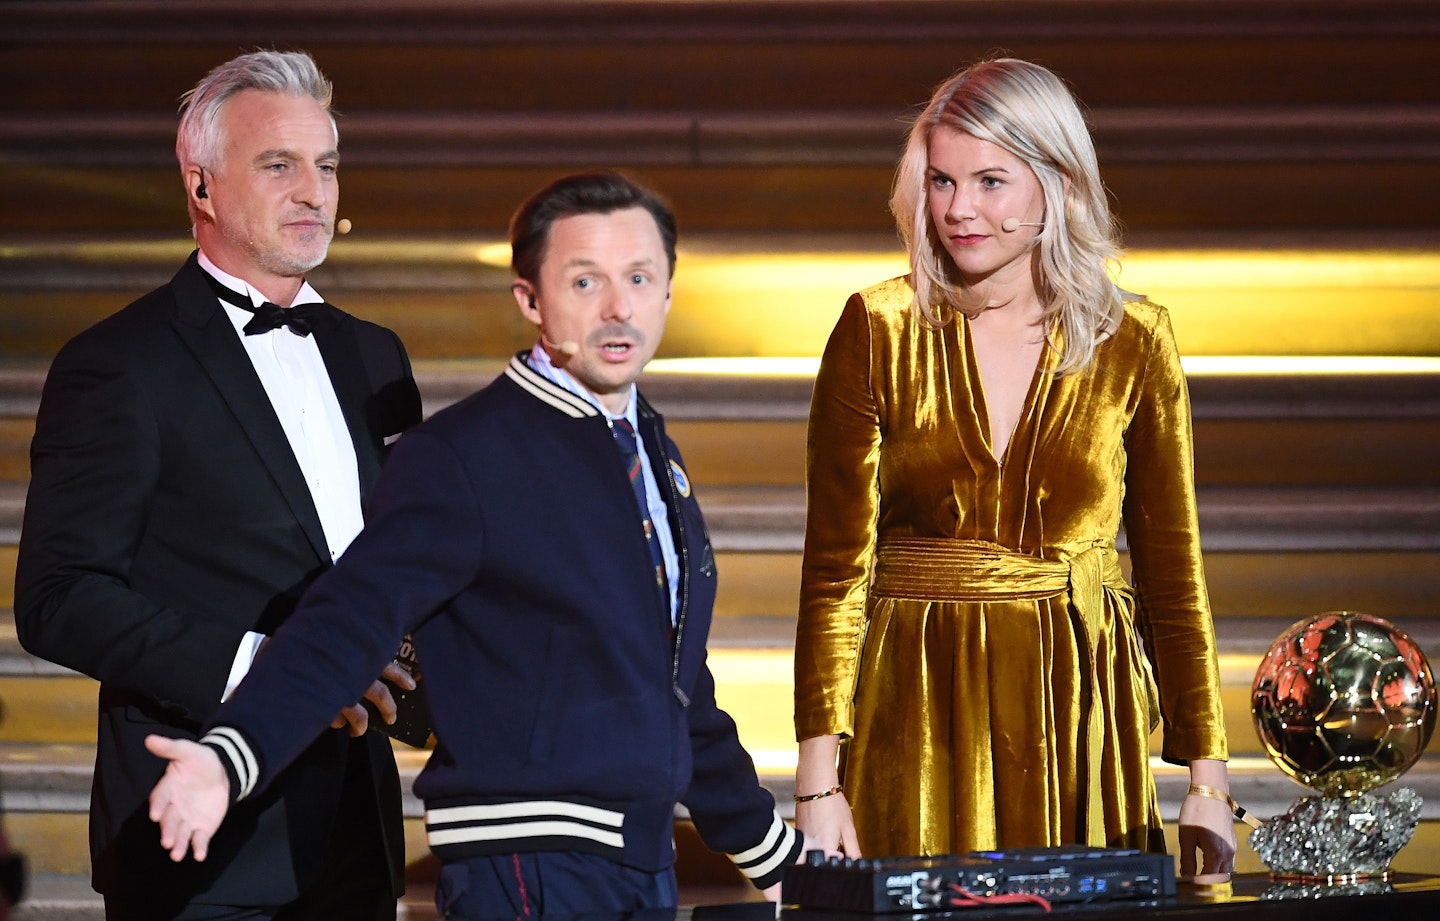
[{"xmin": 961, "ymin": 317, "xmax": 1050, "ymax": 468}]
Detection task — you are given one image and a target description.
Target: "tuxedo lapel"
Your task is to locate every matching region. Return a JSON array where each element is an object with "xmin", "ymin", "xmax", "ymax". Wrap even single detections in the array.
[
  {"xmin": 168, "ymin": 254, "xmax": 332, "ymax": 564},
  {"xmin": 310, "ymin": 310, "xmax": 383, "ymax": 499}
]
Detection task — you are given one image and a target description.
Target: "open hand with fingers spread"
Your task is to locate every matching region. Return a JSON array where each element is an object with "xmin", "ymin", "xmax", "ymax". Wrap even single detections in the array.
[{"xmin": 145, "ymin": 735, "xmax": 232, "ymax": 863}]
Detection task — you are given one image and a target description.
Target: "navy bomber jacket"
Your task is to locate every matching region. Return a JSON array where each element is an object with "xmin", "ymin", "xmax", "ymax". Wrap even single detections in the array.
[{"xmin": 202, "ymin": 355, "xmax": 802, "ymax": 888}]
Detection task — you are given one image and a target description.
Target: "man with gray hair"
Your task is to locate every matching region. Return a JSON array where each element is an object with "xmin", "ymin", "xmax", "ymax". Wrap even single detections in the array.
[{"xmin": 15, "ymin": 50, "xmax": 419, "ymax": 919}]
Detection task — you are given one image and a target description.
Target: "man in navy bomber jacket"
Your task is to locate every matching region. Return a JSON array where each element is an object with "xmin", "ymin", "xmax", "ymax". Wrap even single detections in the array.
[{"xmin": 147, "ymin": 173, "xmax": 806, "ymax": 918}]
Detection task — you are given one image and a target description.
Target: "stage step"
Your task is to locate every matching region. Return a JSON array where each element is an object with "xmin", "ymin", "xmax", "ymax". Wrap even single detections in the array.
[
  {"xmin": 3, "ymin": 357, "xmax": 1437, "ymax": 466},
  {"xmin": 5, "ymin": 408, "xmax": 1439, "ymax": 493},
  {"xmin": 4, "ymin": 242, "xmax": 1440, "ymax": 361},
  {"xmin": 5, "ymin": 481, "xmax": 1439, "ymax": 635},
  {"xmin": 5, "ymin": 608, "xmax": 1437, "ymax": 760},
  {"xmin": 9, "ymin": 602, "xmax": 1435, "ymax": 741}
]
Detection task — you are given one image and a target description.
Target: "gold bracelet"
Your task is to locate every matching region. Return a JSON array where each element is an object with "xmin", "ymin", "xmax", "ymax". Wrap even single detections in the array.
[
  {"xmin": 794, "ymin": 784, "xmax": 844, "ymax": 803},
  {"xmin": 1188, "ymin": 783, "xmax": 1262, "ymax": 829}
]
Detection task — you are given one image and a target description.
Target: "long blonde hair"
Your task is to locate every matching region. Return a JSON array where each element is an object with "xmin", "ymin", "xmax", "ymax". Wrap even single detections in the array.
[{"xmin": 891, "ymin": 58, "xmax": 1123, "ymax": 374}]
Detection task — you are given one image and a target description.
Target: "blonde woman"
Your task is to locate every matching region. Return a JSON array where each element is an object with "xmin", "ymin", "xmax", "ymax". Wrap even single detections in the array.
[{"xmin": 793, "ymin": 58, "xmax": 1236, "ymax": 881}]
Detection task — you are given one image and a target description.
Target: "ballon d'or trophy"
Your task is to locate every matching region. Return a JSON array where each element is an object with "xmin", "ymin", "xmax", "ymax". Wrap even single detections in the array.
[{"xmin": 1250, "ymin": 611, "xmax": 1436, "ymax": 889}]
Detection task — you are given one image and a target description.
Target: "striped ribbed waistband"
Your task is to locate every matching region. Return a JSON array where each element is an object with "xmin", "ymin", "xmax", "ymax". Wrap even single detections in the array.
[
  {"xmin": 872, "ymin": 537, "xmax": 1123, "ymax": 602},
  {"xmin": 425, "ymin": 798, "xmax": 627, "ymax": 861}
]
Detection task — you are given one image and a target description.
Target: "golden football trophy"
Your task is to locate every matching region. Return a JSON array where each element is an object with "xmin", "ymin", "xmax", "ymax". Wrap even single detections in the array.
[{"xmin": 1250, "ymin": 611, "xmax": 1436, "ymax": 886}]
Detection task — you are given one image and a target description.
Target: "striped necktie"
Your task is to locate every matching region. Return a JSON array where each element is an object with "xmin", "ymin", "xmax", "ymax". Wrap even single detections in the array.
[{"xmin": 610, "ymin": 418, "xmax": 669, "ymax": 607}]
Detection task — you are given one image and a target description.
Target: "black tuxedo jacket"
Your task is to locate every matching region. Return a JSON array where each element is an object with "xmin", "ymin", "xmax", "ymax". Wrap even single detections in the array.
[{"xmin": 15, "ymin": 252, "xmax": 422, "ymax": 906}]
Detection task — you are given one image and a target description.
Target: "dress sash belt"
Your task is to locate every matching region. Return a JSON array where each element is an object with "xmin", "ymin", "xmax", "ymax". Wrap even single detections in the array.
[{"xmin": 872, "ymin": 537, "xmax": 1129, "ymax": 846}]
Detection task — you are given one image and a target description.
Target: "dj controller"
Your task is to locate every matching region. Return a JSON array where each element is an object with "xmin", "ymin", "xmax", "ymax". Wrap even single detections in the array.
[{"xmin": 782, "ymin": 846, "xmax": 1175, "ymax": 913}]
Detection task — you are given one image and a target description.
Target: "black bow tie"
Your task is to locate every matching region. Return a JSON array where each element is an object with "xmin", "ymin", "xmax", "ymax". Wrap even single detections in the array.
[{"xmin": 203, "ymin": 271, "xmax": 327, "ymax": 337}]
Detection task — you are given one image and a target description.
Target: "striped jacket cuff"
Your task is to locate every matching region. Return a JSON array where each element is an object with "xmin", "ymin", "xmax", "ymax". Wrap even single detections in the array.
[
  {"xmin": 729, "ymin": 810, "xmax": 803, "ymax": 890},
  {"xmin": 199, "ymin": 726, "xmax": 260, "ymax": 802}
]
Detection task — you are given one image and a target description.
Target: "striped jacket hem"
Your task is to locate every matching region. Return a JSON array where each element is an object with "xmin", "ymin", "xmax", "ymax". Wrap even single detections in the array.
[
  {"xmin": 425, "ymin": 797, "xmax": 801, "ymax": 887},
  {"xmin": 425, "ymin": 798, "xmax": 628, "ymax": 862}
]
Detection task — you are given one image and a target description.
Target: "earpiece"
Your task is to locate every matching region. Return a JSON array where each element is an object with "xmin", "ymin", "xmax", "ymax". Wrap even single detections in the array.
[
  {"xmin": 195, "ymin": 167, "xmax": 208, "ymax": 200},
  {"xmin": 514, "ymin": 285, "xmax": 574, "ymax": 356}
]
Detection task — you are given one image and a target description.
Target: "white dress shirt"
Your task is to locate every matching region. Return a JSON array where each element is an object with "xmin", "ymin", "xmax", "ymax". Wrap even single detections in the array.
[{"xmin": 199, "ymin": 252, "xmax": 365, "ymax": 699}]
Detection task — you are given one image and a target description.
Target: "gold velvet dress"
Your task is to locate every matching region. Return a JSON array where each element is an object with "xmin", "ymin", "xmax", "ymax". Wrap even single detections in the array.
[{"xmin": 793, "ymin": 277, "xmax": 1228, "ymax": 858}]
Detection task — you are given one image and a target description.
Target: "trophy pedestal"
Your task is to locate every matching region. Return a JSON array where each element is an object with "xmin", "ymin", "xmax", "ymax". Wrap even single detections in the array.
[{"xmin": 1250, "ymin": 786, "xmax": 1422, "ymax": 885}]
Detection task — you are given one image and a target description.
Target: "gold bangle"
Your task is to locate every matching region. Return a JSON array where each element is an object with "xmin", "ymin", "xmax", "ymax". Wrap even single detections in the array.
[
  {"xmin": 1188, "ymin": 783, "xmax": 1262, "ymax": 829},
  {"xmin": 794, "ymin": 784, "xmax": 844, "ymax": 803}
]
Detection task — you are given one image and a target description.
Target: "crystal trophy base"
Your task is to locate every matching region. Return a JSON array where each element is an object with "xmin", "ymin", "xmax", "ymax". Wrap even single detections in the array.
[{"xmin": 1250, "ymin": 787, "xmax": 1422, "ymax": 886}]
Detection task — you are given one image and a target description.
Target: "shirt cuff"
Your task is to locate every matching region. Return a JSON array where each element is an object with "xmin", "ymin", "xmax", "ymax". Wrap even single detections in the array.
[{"xmin": 222, "ymin": 631, "xmax": 267, "ymax": 702}]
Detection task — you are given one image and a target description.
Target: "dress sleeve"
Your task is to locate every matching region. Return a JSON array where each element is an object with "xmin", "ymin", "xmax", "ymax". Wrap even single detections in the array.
[
  {"xmin": 794, "ymin": 293, "xmax": 882, "ymax": 741},
  {"xmin": 1121, "ymin": 307, "xmax": 1228, "ymax": 764}
]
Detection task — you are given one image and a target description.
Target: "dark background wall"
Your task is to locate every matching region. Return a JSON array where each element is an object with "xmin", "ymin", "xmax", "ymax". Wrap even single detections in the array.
[{"xmin": 3, "ymin": 0, "xmax": 1437, "ymax": 244}]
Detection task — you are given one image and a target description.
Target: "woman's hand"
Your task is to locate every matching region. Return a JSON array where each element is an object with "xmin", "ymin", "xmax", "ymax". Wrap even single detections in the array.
[
  {"xmin": 1178, "ymin": 759, "xmax": 1238, "ymax": 884},
  {"xmin": 795, "ymin": 734, "xmax": 863, "ymax": 857},
  {"xmin": 796, "ymin": 792, "xmax": 861, "ymax": 858}
]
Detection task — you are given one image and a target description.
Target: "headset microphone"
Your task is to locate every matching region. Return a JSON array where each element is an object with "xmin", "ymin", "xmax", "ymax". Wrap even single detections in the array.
[
  {"xmin": 541, "ymin": 336, "xmax": 580, "ymax": 358},
  {"xmin": 335, "ymin": 218, "xmax": 353, "ymax": 235},
  {"xmin": 1001, "ymin": 217, "xmax": 1044, "ymax": 233}
]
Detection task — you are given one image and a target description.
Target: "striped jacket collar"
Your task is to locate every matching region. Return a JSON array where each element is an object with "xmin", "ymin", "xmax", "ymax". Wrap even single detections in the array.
[
  {"xmin": 503, "ymin": 353, "xmax": 600, "ymax": 419},
  {"xmin": 503, "ymin": 352, "xmax": 658, "ymax": 422}
]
